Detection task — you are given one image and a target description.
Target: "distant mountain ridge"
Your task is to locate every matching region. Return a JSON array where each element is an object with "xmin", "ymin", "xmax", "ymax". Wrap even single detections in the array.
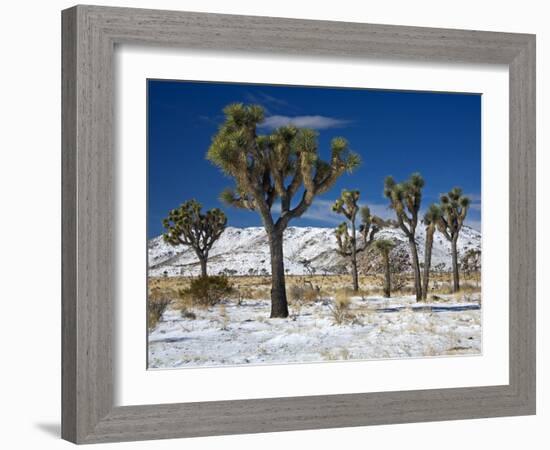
[{"xmin": 148, "ymin": 225, "xmax": 481, "ymax": 277}]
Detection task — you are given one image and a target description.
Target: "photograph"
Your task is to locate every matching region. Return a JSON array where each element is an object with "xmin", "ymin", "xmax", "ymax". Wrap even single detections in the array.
[
  {"xmin": 146, "ymin": 80, "xmax": 482, "ymax": 369},
  {"xmin": 0, "ymin": 0, "xmax": 540, "ymax": 447}
]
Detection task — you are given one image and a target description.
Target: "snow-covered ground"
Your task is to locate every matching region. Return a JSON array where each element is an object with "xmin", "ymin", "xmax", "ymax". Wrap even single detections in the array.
[{"xmin": 148, "ymin": 294, "xmax": 481, "ymax": 369}]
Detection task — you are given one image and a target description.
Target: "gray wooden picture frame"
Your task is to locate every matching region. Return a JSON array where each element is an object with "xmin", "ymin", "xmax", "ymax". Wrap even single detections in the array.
[{"xmin": 62, "ymin": 4, "xmax": 536, "ymax": 444}]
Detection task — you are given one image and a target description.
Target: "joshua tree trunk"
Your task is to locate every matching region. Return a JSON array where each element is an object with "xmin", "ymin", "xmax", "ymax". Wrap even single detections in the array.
[
  {"xmin": 408, "ymin": 237, "xmax": 422, "ymax": 301},
  {"xmin": 422, "ymin": 230, "xmax": 434, "ymax": 300},
  {"xmin": 268, "ymin": 230, "xmax": 289, "ymax": 318},
  {"xmin": 197, "ymin": 254, "xmax": 207, "ymax": 278},
  {"xmin": 351, "ymin": 257, "xmax": 359, "ymax": 292},
  {"xmin": 382, "ymin": 253, "xmax": 391, "ymax": 298},
  {"xmin": 350, "ymin": 221, "xmax": 359, "ymax": 292},
  {"xmin": 451, "ymin": 236, "xmax": 460, "ymax": 293}
]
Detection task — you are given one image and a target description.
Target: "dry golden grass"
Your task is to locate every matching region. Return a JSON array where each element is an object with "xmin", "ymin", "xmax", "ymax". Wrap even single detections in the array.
[
  {"xmin": 148, "ymin": 271, "xmax": 481, "ymax": 302},
  {"xmin": 147, "ymin": 287, "xmax": 174, "ymax": 329},
  {"xmin": 329, "ymin": 289, "xmax": 354, "ymax": 325}
]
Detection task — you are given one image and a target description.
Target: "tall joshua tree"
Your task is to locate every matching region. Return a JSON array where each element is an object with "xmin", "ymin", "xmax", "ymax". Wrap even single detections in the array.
[
  {"xmin": 374, "ymin": 239, "xmax": 395, "ymax": 298},
  {"xmin": 162, "ymin": 200, "xmax": 227, "ymax": 278},
  {"xmin": 207, "ymin": 104, "xmax": 359, "ymax": 318},
  {"xmin": 422, "ymin": 204, "xmax": 442, "ymax": 300},
  {"xmin": 332, "ymin": 190, "xmax": 380, "ymax": 291},
  {"xmin": 437, "ymin": 187, "xmax": 470, "ymax": 292},
  {"xmin": 384, "ymin": 173, "xmax": 425, "ymax": 300}
]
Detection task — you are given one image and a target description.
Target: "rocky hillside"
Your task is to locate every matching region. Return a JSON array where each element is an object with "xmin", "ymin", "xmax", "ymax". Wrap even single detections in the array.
[{"xmin": 148, "ymin": 225, "xmax": 481, "ymax": 277}]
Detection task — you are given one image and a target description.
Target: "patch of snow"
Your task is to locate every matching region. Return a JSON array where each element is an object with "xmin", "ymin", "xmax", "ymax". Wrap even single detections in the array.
[
  {"xmin": 148, "ymin": 294, "xmax": 481, "ymax": 369},
  {"xmin": 148, "ymin": 225, "xmax": 481, "ymax": 277}
]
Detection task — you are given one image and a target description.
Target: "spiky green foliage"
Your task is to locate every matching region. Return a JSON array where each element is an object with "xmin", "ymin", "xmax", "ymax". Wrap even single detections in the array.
[
  {"xmin": 437, "ymin": 187, "xmax": 471, "ymax": 292},
  {"xmin": 332, "ymin": 192, "xmax": 380, "ymax": 256},
  {"xmin": 359, "ymin": 206, "xmax": 383, "ymax": 242},
  {"xmin": 384, "ymin": 173, "xmax": 425, "ymax": 300},
  {"xmin": 374, "ymin": 239, "xmax": 395, "ymax": 256},
  {"xmin": 207, "ymin": 103, "xmax": 360, "ymax": 317},
  {"xmin": 437, "ymin": 187, "xmax": 471, "ymax": 240},
  {"xmin": 162, "ymin": 200, "xmax": 227, "ymax": 277},
  {"xmin": 461, "ymin": 248, "xmax": 482, "ymax": 288},
  {"xmin": 207, "ymin": 103, "xmax": 360, "ymax": 233},
  {"xmin": 333, "ymin": 190, "xmax": 381, "ymax": 291},
  {"xmin": 383, "ymin": 172, "xmax": 424, "ymax": 232},
  {"xmin": 334, "ymin": 222, "xmax": 352, "ymax": 254},
  {"xmin": 424, "ymin": 204, "xmax": 442, "ymax": 227},
  {"xmin": 332, "ymin": 189, "xmax": 360, "ymax": 220},
  {"xmin": 461, "ymin": 248, "xmax": 481, "ymax": 272}
]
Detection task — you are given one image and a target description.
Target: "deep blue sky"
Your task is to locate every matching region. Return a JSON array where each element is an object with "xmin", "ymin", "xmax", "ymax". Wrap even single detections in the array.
[{"xmin": 148, "ymin": 80, "xmax": 481, "ymax": 238}]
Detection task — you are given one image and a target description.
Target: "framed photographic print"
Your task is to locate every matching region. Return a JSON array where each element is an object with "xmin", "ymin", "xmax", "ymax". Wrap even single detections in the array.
[{"xmin": 62, "ymin": 5, "xmax": 536, "ymax": 444}]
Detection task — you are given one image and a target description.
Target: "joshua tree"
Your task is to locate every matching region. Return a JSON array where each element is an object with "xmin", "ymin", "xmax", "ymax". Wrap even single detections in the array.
[
  {"xmin": 461, "ymin": 248, "xmax": 481, "ymax": 287},
  {"xmin": 384, "ymin": 173, "xmax": 425, "ymax": 300},
  {"xmin": 421, "ymin": 204, "xmax": 442, "ymax": 300},
  {"xmin": 332, "ymin": 190, "xmax": 380, "ymax": 291},
  {"xmin": 207, "ymin": 104, "xmax": 359, "ymax": 318},
  {"xmin": 374, "ymin": 239, "xmax": 395, "ymax": 298},
  {"xmin": 437, "ymin": 187, "xmax": 471, "ymax": 292},
  {"xmin": 162, "ymin": 200, "xmax": 227, "ymax": 278}
]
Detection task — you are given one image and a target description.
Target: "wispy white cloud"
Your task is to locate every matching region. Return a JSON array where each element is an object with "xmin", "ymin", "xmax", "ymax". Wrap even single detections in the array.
[
  {"xmin": 367, "ymin": 203, "xmax": 395, "ymax": 221},
  {"xmin": 243, "ymin": 92, "xmax": 299, "ymax": 116},
  {"xmin": 300, "ymin": 200, "xmax": 343, "ymax": 225},
  {"xmin": 260, "ymin": 115, "xmax": 352, "ymax": 130},
  {"xmin": 245, "ymin": 92, "xmax": 293, "ymax": 111},
  {"xmin": 294, "ymin": 198, "xmax": 483, "ymax": 232},
  {"xmin": 299, "ymin": 199, "xmax": 392, "ymax": 225}
]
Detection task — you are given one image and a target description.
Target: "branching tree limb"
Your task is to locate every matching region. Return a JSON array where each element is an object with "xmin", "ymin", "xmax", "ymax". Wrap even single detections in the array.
[
  {"xmin": 437, "ymin": 187, "xmax": 470, "ymax": 292},
  {"xmin": 333, "ymin": 190, "xmax": 381, "ymax": 291},
  {"xmin": 207, "ymin": 104, "xmax": 360, "ymax": 318},
  {"xmin": 384, "ymin": 172, "xmax": 425, "ymax": 301}
]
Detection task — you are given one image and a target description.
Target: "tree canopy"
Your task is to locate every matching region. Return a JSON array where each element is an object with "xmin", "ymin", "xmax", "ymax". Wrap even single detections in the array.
[
  {"xmin": 383, "ymin": 172, "xmax": 425, "ymax": 236},
  {"xmin": 162, "ymin": 199, "xmax": 227, "ymax": 277},
  {"xmin": 207, "ymin": 103, "xmax": 360, "ymax": 234},
  {"xmin": 437, "ymin": 187, "xmax": 471, "ymax": 240}
]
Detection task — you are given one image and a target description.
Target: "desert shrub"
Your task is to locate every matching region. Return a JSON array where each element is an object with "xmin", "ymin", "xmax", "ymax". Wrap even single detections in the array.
[
  {"xmin": 287, "ymin": 284, "xmax": 306, "ymax": 317},
  {"xmin": 303, "ymin": 279, "xmax": 323, "ymax": 300},
  {"xmin": 360, "ymin": 285, "xmax": 383, "ymax": 297},
  {"xmin": 235, "ymin": 286, "xmax": 255, "ymax": 305},
  {"xmin": 148, "ymin": 288, "xmax": 173, "ymax": 330},
  {"xmin": 289, "ymin": 284, "xmax": 306, "ymax": 304},
  {"xmin": 329, "ymin": 290, "xmax": 353, "ymax": 325},
  {"xmin": 391, "ymin": 271, "xmax": 408, "ymax": 293},
  {"xmin": 457, "ymin": 282, "xmax": 480, "ymax": 294},
  {"xmin": 290, "ymin": 282, "xmax": 320, "ymax": 302},
  {"xmin": 304, "ymin": 285, "xmax": 321, "ymax": 302},
  {"xmin": 178, "ymin": 275, "xmax": 234, "ymax": 307},
  {"xmin": 335, "ymin": 286, "xmax": 356, "ymax": 298}
]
